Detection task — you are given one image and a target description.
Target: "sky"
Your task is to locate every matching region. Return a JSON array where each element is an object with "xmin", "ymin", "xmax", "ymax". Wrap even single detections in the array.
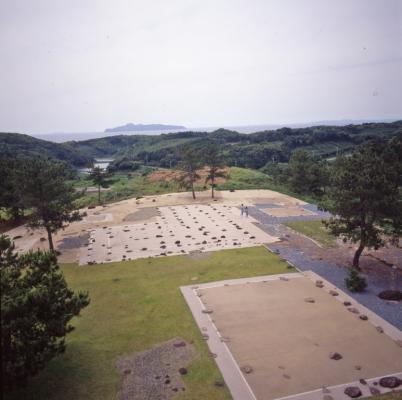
[{"xmin": 0, "ymin": 0, "xmax": 401, "ymax": 134}]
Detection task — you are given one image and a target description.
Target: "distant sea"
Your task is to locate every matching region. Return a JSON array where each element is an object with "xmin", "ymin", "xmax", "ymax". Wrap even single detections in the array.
[{"xmin": 32, "ymin": 119, "xmax": 399, "ymax": 143}]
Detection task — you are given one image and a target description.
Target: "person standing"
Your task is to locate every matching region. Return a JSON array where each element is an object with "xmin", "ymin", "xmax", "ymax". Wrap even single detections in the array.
[
  {"xmin": 241, "ymin": 204, "xmax": 244, "ymax": 216},
  {"xmin": 245, "ymin": 206, "xmax": 249, "ymax": 217}
]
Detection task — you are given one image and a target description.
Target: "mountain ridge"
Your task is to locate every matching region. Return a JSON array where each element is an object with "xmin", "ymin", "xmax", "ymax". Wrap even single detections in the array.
[{"xmin": 105, "ymin": 123, "xmax": 186, "ymax": 133}]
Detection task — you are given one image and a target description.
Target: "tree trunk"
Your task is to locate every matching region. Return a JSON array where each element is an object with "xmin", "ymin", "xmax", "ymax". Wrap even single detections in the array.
[
  {"xmin": 352, "ymin": 241, "xmax": 365, "ymax": 269},
  {"xmin": 211, "ymin": 176, "xmax": 215, "ymax": 198},
  {"xmin": 46, "ymin": 226, "xmax": 54, "ymax": 251},
  {"xmin": 191, "ymin": 181, "xmax": 196, "ymax": 199},
  {"xmin": 98, "ymin": 183, "xmax": 101, "ymax": 204}
]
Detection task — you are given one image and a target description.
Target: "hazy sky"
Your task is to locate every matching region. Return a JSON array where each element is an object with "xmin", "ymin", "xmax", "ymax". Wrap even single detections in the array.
[{"xmin": 1, "ymin": 0, "xmax": 401, "ymax": 134}]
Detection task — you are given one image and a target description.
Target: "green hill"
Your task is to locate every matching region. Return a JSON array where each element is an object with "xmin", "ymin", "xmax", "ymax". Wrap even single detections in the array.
[
  {"xmin": 0, "ymin": 132, "xmax": 93, "ymax": 167},
  {"xmin": 2, "ymin": 121, "xmax": 401, "ymax": 170},
  {"xmin": 66, "ymin": 120, "xmax": 402, "ymax": 170}
]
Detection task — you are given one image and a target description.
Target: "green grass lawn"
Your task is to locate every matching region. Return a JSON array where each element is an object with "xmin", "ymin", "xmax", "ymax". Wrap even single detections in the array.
[
  {"xmin": 368, "ymin": 393, "xmax": 402, "ymax": 400},
  {"xmin": 5, "ymin": 246, "xmax": 293, "ymax": 400},
  {"xmin": 284, "ymin": 219, "xmax": 336, "ymax": 248}
]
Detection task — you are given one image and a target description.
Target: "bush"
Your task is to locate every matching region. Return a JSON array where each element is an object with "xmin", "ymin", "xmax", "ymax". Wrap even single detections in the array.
[{"xmin": 345, "ymin": 267, "xmax": 367, "ymax": 292}]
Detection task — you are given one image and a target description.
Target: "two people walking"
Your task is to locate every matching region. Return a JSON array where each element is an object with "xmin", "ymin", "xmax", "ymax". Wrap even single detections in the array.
[{"xmin": 240, "ymin": 203, "xmax": 248, "ymax": 217}]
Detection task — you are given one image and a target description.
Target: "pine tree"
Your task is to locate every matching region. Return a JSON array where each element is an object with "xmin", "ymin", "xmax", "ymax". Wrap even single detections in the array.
[
  {"xmin": 322, "ymin": 140, "xmax": 402, "ymax": 269},
  {"xmin": 0, "ymin": 235, "xmax": 89, "ymax": 386},
  {"xmin": 176, "ymin": 144, "xmax": 201, "ymax": 199},
  {"xmin": 21, "ymin": 157, "xmax": 84, "ymax": 250},
  {"xmin": 203, "ymin": 141, "xmax": 226, "ymax": 199}
]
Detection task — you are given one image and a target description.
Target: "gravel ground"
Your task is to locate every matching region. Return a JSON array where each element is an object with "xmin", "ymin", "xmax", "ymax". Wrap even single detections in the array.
[
  {"xmin": 116, "ymin": 338, "xmax": 196, "ymax": 400},
  {"xmin": 123, "ymin": 207, "xmax": 161, "ymax": 222},
  {"xmin": 248, "ymin": 204, "xmax": 402, "ymax": 330}
]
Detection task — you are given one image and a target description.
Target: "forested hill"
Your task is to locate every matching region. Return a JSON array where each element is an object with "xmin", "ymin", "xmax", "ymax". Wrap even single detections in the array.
[
  {"xmin": 2, "ymin": 121, "xmax": 401, "ymax": 170},
  {"xmin": 66, "ymin": 120, "xmax": 402, "ymax": 169},
  {"xmin": 0, "ymin": 132, "xmax": 93, "ymax": 167}
]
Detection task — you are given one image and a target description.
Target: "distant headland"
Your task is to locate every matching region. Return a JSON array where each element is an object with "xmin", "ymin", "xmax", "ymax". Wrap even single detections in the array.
[{"xmin": 105, "ymin": 123, "xmax": 186, "ymax": 133}]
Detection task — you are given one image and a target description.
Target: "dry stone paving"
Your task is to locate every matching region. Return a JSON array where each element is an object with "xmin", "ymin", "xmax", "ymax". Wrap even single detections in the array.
[{"xmin": 79, "ymin": 204, "xmax": 277, "ymax": 265}]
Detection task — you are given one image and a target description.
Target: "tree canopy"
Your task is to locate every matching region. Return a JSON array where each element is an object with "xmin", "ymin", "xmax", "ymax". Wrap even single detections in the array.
[
  {"xmin": 322, "ymin": 140, "xmax": 402, "ymax": 268},
  {"xmin": 0, "ymin": 236, "xmax": 90, "ymax": 386},
  {"xmin": 202, "ymin": 141, "xmax": 226, "ymax": 199},
  {"xmin": 88, "ymin": 166, "xmax": 113, "ymax": 204},
  {"xmin": 22, "ymin": 157, "xmax": 85, "ymax": 250},
  {"xmin": 175, "ymin": 144, "xmax": 201, "ymax": 199}
]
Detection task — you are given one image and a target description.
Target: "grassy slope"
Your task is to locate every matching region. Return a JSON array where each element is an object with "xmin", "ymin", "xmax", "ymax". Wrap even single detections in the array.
[
  {"xmin": 217, "ymin": 167, "xmax": 317, "ymax": 203},
  {"xmin": 6, "ymin": 246, "xmax": 293, "ymax": 400},
  {"xmin": 284, "ymin": 220, "xmax": 336, "ymax": 248},
  {"xmin": 74, "ymin": 171, "xmax": 179, "ymax": 208},
  {"xmin": 73, "ymin": 166, "xmax": 315, "ymax": 208}
]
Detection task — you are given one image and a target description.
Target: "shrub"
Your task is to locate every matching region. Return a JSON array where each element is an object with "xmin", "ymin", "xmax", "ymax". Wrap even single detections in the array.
[{"xmin": 345, "ymin": 267, "xmax": 367, "ymax": 292}]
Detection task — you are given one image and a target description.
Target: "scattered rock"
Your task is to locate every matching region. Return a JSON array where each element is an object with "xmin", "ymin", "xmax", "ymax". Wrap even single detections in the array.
[
  {"xmin": 344, "ymin": 386, "xmax": 362, "ymax": 398},
  {"xmin": 376, "ymin": 326, "xmax": 384, "ymax": 333},
  {"xmin": 369, "ymin": 386, "xmax": 381, "ymax": 396},
  {"xmin": 379, "ymin": 376, "xmax": 402, "ymax": 388},
  {"xmin": 304, "ymin": 297, "xmax": 315, "ymax": 303},
  {"xmin": 359, "ymin": 379, "xmax": 367, "ymax": 385},
  {"xmin": 329, "ymin": 290, "xmax": 339, "ymax": 296},
  {"xmin": 202, "ymin": 309, "xmax": 213, "ymax": 314},
  {"xmin": 178, "ymin": 367, "xmax": 187, "ymax": 375},
  {"xmin": 173, "ymin": 341, "xmax": 186, "ymax": 348},
  {"xmin": 240, "ymin": 365, "xmax": 253, "ymax": 374},
  {"xmin": 214, "ymin": 380, "xmax": 225, "ymax": 387},
  {"xmin": 329, "ymin": 352, "xmax": 343, "ymax": 360},
  {"xmin": 348, "ymin": 307, "xmax": 360, "ymax": 314},
  {"xmin": 355, "ymin": 365, "xmax": 362, "ymax": 371},
  {"xmin": 202, "ymin": 334, "xmax": 209, "ymax": 340},
  {"xmin": 359, "ymin": 315, "xmax": 368, "ymax": 321},
  {"xmin": 378, "ymin": 290, "xmax": 402, "ymax": 301},
  {"xmin": 344, "ymin": 301, "xmax": 352, "ymax": 306}
]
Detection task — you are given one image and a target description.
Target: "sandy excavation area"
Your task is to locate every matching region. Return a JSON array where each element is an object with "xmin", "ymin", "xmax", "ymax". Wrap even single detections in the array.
[
  {"xmin": 4, "ymin": 189, "xmax": 304, "ymax": 263},
  {"xmin": 80, "ymin": 203, "xmax": 277, "ymax": 265},
  {"xmin": 196, "ymin": 275, "xmax": 402, "ymax": 400}
]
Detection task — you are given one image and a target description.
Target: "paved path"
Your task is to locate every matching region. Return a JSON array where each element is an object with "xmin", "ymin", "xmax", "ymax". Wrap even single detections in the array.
[{"xmin": 248, "ymin": 204, "xmax": 402, "ymax": 330}]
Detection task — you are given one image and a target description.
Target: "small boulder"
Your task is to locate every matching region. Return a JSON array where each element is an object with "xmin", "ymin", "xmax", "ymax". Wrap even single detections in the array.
[
  {"xmin": 379, "ymin": 376, "xmax": 402, "ymax": 388},
  {"xmin": 304, "ymin": 297, "xmax": 315, "ymax": 303},
  {"xmin": 348, "ymin": 307, "xmax": 360, "ymax": 314},
  {"xmin": 173, "ymin": 340, "xmax": 186, "ymax": 348},
  {"xmin": 329, "ymin": 290, "xmax": 339, "ymax": 296},
  {"xmin": 378, "ymin": 290, "xmax": 402, "ymax": 301},
  {"xmin": 359, "ymin": 315, "xmax": 368, "ymax": 321},
  {"xmin": 369, "ymin": 387, "xmax": 381, "ymax": 396},
  {"xmin": 178, "ymin": 367, "xmax": 187, "ymax": 375},
  {"xmin": 344, "ymin": 386, "xmax": 362, "ymax": 398},
  {"xmin": 202, "ymin": 309, "xmax": 213, "ymax": 314},
  {"xmin": 240, "ymin": 365, "xmax": 253, "ymax": 374},
  {"xmin": 344, "ymin": 301, "xmax": 352, "ymax": 306},
  {"xmin": 329, "ymin": 352, "xmax": 343, "ymax": 360}
]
